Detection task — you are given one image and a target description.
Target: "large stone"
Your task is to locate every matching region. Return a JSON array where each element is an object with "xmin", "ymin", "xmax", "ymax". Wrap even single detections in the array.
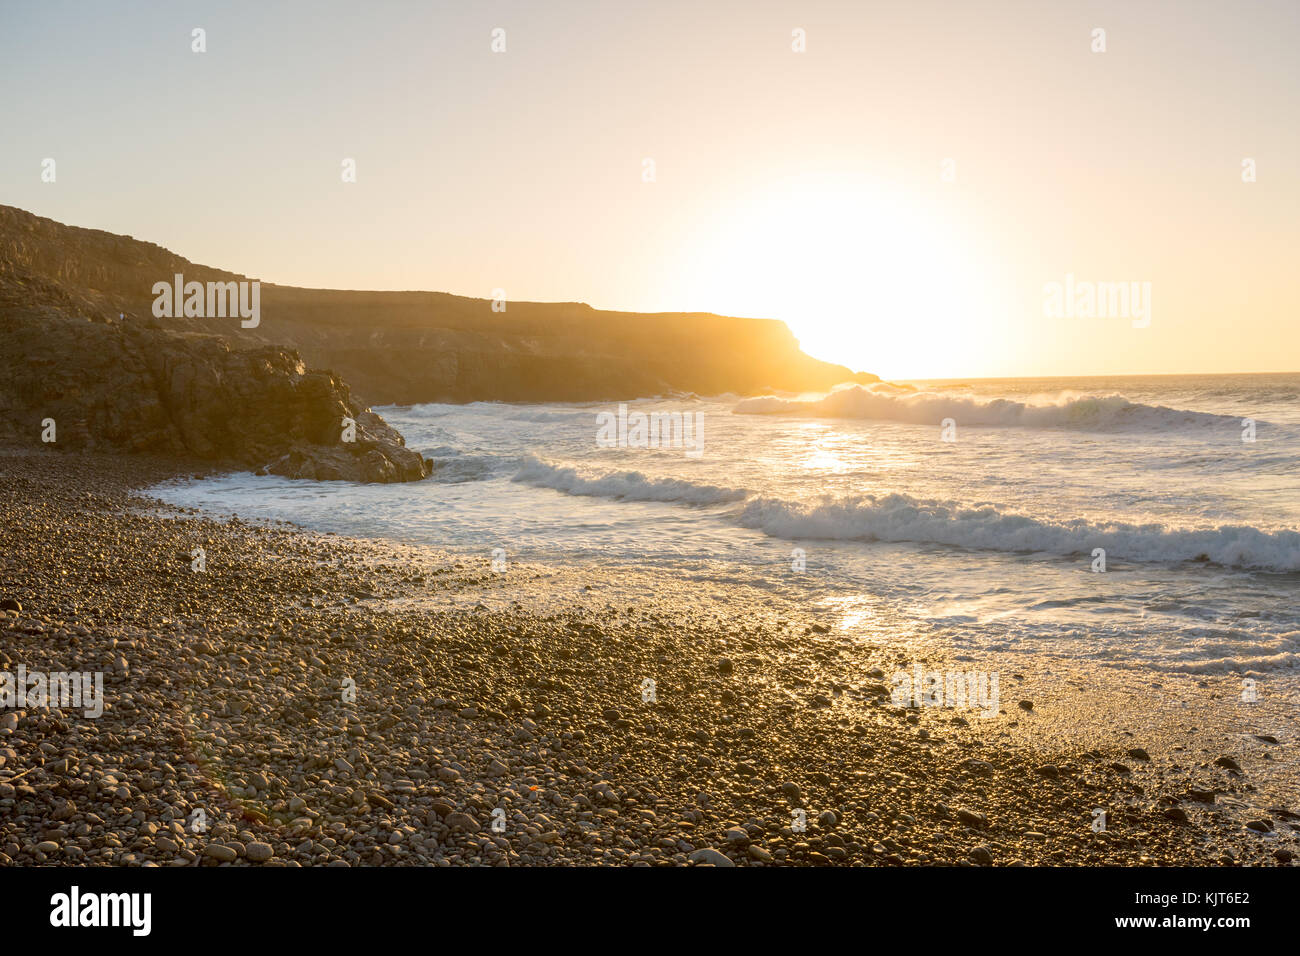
[
  {"xmin": 688, "ymin": 848, "xmax": 735, "ymax": 867},
  {"xmin": 203, "ymin": 843, "xmax": 238, "ymax": 862}
]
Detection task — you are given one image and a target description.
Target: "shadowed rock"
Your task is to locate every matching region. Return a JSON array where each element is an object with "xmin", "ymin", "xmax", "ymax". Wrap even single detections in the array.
[{"xmin": 0, "ymin": 306, "xmax": 428, "ymax": 482}]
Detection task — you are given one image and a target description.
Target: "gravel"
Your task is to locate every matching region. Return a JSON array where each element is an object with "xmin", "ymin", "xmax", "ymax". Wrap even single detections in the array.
[{"xmin": 0, "ymin": 449, "xmax": 1293, "ymax": 867}]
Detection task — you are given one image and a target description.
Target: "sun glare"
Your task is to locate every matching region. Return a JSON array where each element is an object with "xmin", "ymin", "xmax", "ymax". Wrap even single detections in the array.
[{"xmin": 670, "ymin": 176, "xmax": 996, "ymax": 380}]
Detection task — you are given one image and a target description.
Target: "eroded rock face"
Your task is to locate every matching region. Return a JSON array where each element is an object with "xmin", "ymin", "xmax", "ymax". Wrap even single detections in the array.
[
  {"xmin": 0, "ymin": 307, "xmax": 429, "ymax": 483},
  {"xmin": 0, "ymin": 204, "xmax": 877, "ymax": 406}
]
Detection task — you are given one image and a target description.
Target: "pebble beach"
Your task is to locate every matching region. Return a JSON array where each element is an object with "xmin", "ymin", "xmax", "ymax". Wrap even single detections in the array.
[{"xmin": 1, "ymin": 449, "xmax": 1295, "ymax": 867}]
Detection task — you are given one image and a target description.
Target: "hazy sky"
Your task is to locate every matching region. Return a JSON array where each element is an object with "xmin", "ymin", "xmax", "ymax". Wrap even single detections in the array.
[{"xmin": 2, "ymin": 0, "xmax": 1296, "ymax": 379}]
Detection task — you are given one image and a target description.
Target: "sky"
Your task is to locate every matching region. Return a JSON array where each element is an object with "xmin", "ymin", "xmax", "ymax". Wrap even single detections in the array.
[{"xmin": 1, "ymin": 0, "xmax": 1297, "ymax": 379}]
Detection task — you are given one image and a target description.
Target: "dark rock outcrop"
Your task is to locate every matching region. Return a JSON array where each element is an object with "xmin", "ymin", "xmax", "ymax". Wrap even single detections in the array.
[
  {"xmin": 263, "ymin": 410, "xmax": 428, "ymax": 483},
  {"xmin": 0, "ymin": 305, "xmax": 429, "ymax": 482}
]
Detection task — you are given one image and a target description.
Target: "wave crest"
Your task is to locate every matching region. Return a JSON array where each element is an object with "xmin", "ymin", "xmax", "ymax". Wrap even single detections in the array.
[
  {"xmin": 733, "ymin": 383, "xmax": 1243, "ymax": 430},
  {"xmin": 736, "ymin": 493, "xmax": 1300, "ymax": 571},
  {"xmin": 512, "ymin": 456, "xmax": 748, "ymax": 505}
]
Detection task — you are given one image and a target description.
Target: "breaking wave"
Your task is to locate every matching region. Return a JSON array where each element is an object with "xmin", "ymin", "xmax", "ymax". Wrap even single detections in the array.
[
  {"xmin": 733, "ymin": 383, "xmax": 1245, "ymax": 430},
  {"xmin": 510, "ymin": 456, "xmax": 1300, "ymax": 571},
  {"xmin": 735, "ymin": 493, "xmax": 1300, "ymax": 571},
  {"xmin": 511, "ymin": 456, "xmax": 748, "ymax": 506}
]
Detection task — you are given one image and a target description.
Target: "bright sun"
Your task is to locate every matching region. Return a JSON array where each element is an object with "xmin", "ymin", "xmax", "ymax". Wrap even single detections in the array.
[{"xmin": 669, "ymin": 175, "xmax": 996, "ymax": 381}]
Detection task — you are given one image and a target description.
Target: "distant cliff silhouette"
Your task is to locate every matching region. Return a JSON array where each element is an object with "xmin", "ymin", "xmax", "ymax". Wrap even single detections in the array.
[{"xmin": 0, "ymin": 205, "xmax": 874, "ymax": 406}]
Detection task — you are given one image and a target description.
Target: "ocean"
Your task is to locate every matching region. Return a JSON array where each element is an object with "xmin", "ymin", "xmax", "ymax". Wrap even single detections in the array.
[{"xmin": 149, "ymin": 373, "xmax": 1300, "ymax": 680}]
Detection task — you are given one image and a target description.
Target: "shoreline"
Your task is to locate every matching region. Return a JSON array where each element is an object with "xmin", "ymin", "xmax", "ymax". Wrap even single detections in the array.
[{"xmin": 1, "ymin": 448, "xmax": 1295, "ymax": 866}]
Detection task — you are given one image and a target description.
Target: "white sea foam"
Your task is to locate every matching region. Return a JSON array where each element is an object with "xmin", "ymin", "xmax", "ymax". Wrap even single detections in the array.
[
  {"xmin": 512, "ymin": 455, "xmax": 748, "ymax": 505},
  {"xmin": 734, "ymin": 383, "xmax": 1244, "ymax": 430},
  {"xmin": 147, "ymin": 375, "xmax": 1300, "ymax": 675},
  {"xmin": 735, "ymin": 493, "xmax": 1300, "ymax": 571},
  {"xmin": 511, "ymin": 453, "xmax": 1300, "ymax": 571}
]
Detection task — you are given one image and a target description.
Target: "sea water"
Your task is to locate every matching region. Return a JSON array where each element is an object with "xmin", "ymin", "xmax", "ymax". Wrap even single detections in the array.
[{"xmin": 149, "ymin": 374, "xmax": 1300, "ymax": 678}]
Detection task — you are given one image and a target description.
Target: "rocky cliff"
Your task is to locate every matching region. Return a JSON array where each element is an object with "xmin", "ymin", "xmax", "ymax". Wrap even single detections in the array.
[
  {"xmin": 0, "ymin": 204, "xmax": 873, "ymax": 480},
  {"xmin": 0, "ymin": 205, "xmax": 874, "ymax": 406},
  {"xmin": 0, "ymin": 302, "xmax": 429, "ymax": 482}
]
